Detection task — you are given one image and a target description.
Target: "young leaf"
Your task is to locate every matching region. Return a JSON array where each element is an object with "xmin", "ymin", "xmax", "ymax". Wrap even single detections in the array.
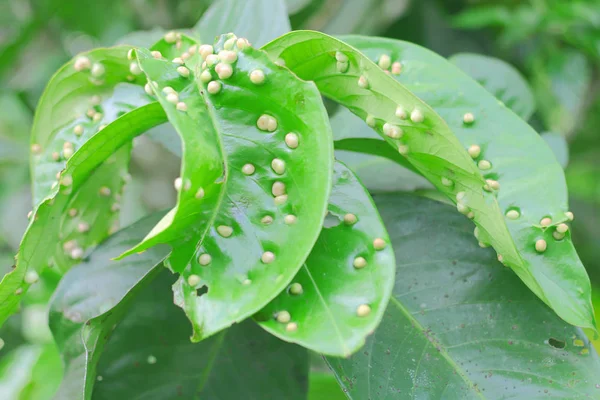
[
  {"xmin": 49, "ymin": 213, "xmax": 169, "ymax": 400},
  {"xmin": 124, "ymin": 33, "xmax": 334, "ymax": 341},
  {"xmin": 262, "ymin": 32, "xmax": 595, "ymax": 330},
  {"xmin": 449, "ymin": 53, "xmax": 535, "ymax": 120},
  {"xmin": 255, "ymin": 162, "xmax": 395, "ymax": 356},
  {"xmin": 195, "ymin": 0, "xmax": 291, "ymax": 47},
  {"xmin": 92, "ymin": 271, "xmax": 309, "ymax": 400},
  {"xmin": 327, "ymin": 194, "xmax": 600, "ymax": 399},
  {"xmin": 0, "ymin": 47, "xmax": 166, "ymax": 328}
]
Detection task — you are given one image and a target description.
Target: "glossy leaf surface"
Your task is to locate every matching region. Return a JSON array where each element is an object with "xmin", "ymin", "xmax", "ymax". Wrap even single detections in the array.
[
  {"xmin": 263, "ymin": 31, "xmax": 595, "ymax": 329},
  {"xmin": 49, "ymin": 213, "xmax": 169, "ymax": 400},
  {"xmin": 328, "ymin": 194, "xmax": 600, "ymax": 399},
  {"xmin": 0, "ymin": 47, "xmax": 165, "ymax": 328},
  {"xmin": 93, "ymin": 271, "xmax": 309, "ymax": 400},
  {"xmin": 256, "ymin": 162, "xmax": 395, "ymax": 356},
  {"xmin": 126, "ymin": 34, "xmax": 334, "ymax": 341},
  {"xmin": 449, "ymin": 53, "xmax": 535, "ymax": 121}
]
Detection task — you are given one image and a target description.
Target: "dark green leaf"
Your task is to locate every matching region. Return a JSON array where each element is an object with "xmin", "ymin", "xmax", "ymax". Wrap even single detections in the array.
[
  {"xmin": 196, "ymin": 0, "xmax": 291, "ymax": 47},
  {"xmin": 542, "ymin": 132, "xmax": 569, "ymax": 169},
  {"xmin": 327, "ymin": 194, "xmax": 600, "ymax": 399},
  {"xmin": 92, "ymin": 271, "xmax": 309, "ymax": 400},
  {"xmin": 256, "ymin": 162, "xmax": 395, "ymax": 356},
  {"xmin": 450, "ymin": 53, "xmax": 535, "ymax": 120},
  {"xmin": 49, "ymin": 213, "xmax": 169, "ymax": 400},
  {"xmin": 262, "ymin": 32, "xmax": 595, "ymax": 330},
  {"xmin": 308, "ymin": 371, "xmax": 346, "ymax": 400},
  {"xmin": 123, "ymin": 33, "xmax": 334, "ymax": 341}
]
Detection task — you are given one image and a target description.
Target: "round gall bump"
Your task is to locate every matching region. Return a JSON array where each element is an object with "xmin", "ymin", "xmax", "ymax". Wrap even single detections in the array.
[
  {"xmin": 31, "ymin": 144, "xmax": 42, "ymax": 154},
  {"xmin": 285, "ymin": 133, "xmax": 299, "ymax": 149},
  {"xmin": 373, "ymin": 238, "xmax": 386, "ymax": 250},
  {"xmin": 262, "ymin": 251, "xmax": 275, "ymax": 264},
  {"xmin": 286, "ymin": 322, "xmax": 298, "ymax": 332},
  {"xmin": 99, "ymin": 186, "xmax": 111, "ymax": 197},
  {"xmin": 398, "ymin": 144, "xmax": 409, "ymax": 155},
  {"xmin": 217, "ymin": 225, "xmax": 233, "ymax": 238},
  {"xmin": 271, "ymin": 158, "xmax": 285, "ymax": 175},
  {"xmin": 187, "ymin": 274, "xmax": 201, "ymax": 286},
  {"xmin": 144, "ymin": 83, "xmax": 154, "ymax": 95},
  {"xmin": 497, "ymin": 254, "xmax": 504, "ymax": 263},
  {"xmin": 468, "ymin": 145, "xmax": 481, "ymax": 158},
  {"xmin": 486, "ymin": 179, "xmax": 500, "ymax": 190},
  {"xmin": 242, "ymin": 279, "xmax": 252, "ymax": 286},
  {"xmin": 383, "ymin": 123, "xmax": 402, "ymax": 139},
  {"xmin": 218, "ymin": 50, "xmax": 237, "ymax": 64},
  {"xmin": 174, "ymin": 177, "xmax": 182, "ymax": 191},
  {"xmin": 441, "ymin": 177, "xmax": 453, "ymax": 187},
  {"xmin": 151, "ymin": 50, "xmax": 162, "ymax": 59},
  {"xmin": 200, "ymin": 70, "xmax": 212, "ymax": 83},
  {"xmin": 274, "ymin": 58, "xmax": 286, "ymax": 67},
  {"xmin": 478, "ymin": 160, "xmax": 491, "ymax": 170},
  {"xmin": 272, "ymin": 181, "xmax": 286, "ymax": 197},
  {"xmin": 556, "ymin": 223, "xmax": 569, "ymax": 234},
  {"xmin": 63, "ymin": 147, "xmax": 74, "ymax": 159},
  {"xmin": 506, "ymin": 210, "xmax": 520, "ymax": 220},
  {"xmin": 215, "ymin": 63, "xmax": 233, "ymax": 79},
  {"xmin": 276, "ymin": 311, "xmax": 291, "ymax": 324},
  {"xmin": 172, "ymin": 57, "xmax": 184, "ymax": 65},
  {"xmin": 356, "ymin": 304, "xmax": 371, "ymax": 317},
  {"xmin": 207, "ymin": 81, "xmax": 222, "ymax": 94},
  {"xmin": 289, "ymin": 283, "xmax": 303, "ymax": 295},
  {"xmin": 410, "ymin": 109, "xmax": 424, "ymax": 123},
  {"xmin": 78, "ymin": 222, "xmax": 90, "ymax": 233},
  {"xmin": 166, "ymin": 92, "xmax": 179, "ymax": 104},
  {"xmin": 92, "ymin": 112, "xmax": 103, "ymax": 123},
  {"xmin": 366, "ymin": 115, "xmax": 376, "ymax": 127},
  {"xmin": 91, "ymin": 63, "xmax": 105, "ymax": 77},
  {"xmin": 163, "ymin": 86, "xmax": 176, "ymax": 94},
  {"xmin": 198, "ymin": 253, "xmax": 212, "ymax": 266},
  {"xmin": 199, "ymin": 45, "xmax": 214, "ymax": 60},
  {"xmin": 195, "ymin": 188, "xmax": 205, "ymax": 199},
  {"xmin": 395, "ymin": 106, "xmax": 407, "ymax": 119},
  {"xmin": 274, "ymin": 195, "xmax": 288, "ymax": 206},
  {"xmin": 467, "ymin": 211, "xmax": 475, "ymax": 219},
  {"xmin": 242, "ymin": 163, "xmax": 255, "ymax": 175},
  {"xmin": 24, "ymin": 271, "xmax": 39, "ymax": 284},
  {"xmin": 147, "ymin": 355, "xmax": 157, "ymax": 364},
  {"xmin": 535, "ymin": 239, "xmax": 547, "ymax": 253},
  {"xmin": 540, "ymin": 217, "xmax": 552, "ymax": 227},
  {"xmin": 335, "ymin": 52, "xmax": 348, "ymax": 63},
  {"xmin": 353, "ymin": 257, "xmax": 367, "ymax": 269},
  {"xmin": 284, "ymin": 215, "xmax": 297, "ymax": 225},
  {"xmin": 336, "ymin": 61, "xmax": 349, "ymax": 73},
  {"xmin": 553, "ymin": 231, "xmax": 565, "ymax": 241},
  {"xmin": 74, "ymin": 56, "xmax": 91, "ymax": 71},
  {"xmin": 565, "ymin": 211, "xmax": 574, "ymax": 221},
  {"xmin": 164, "ymin": 31, "xmax": 177, "ymax": 43},
  {"xmin": 70, "ymin": 248, "xmax": 84, "ymax": 260},
  {"xmin": 457, "ymin": 203, "xmax": 470, "ymax": 215},
  {"xmin": 236, "ymin": 37, "xmax": 250, "ymax": 49},
  {"xmin": 358, "ymin": 75, "xmax": 369, "ymax": 89},
  {"xmin": 261, "ymin": 215, "xmax": 273, "ymax": 225},
  {"xmin": 206, "ymin": 54, "xmax": 219, "ymax": 66},
  {"xmin": 224, "ymin": 37, "xmax": 236, "ymax": 50},
  {"xmin": 344, "ymin": 213, "xmax": 357, "ymax": 225},
  {"xmin": 127, "ymin": 49, "xmax": 134, "ymax": 60},
  {"xmin": 266, "ymin": 116, "xmax": 277, "ymax": 132},
  {"xmin": 250, "ymin": 69, "xmax": 265, "ymax": 85},
  {"xmin": 129, "ymin": 62, "xmax": 142, "ymax": 75},
  {"xmin": 391, "ymin": 62, "xmax": 402, "ymax": 75},
  {"xmin": 176, "ymin": 102, "xmax": 187, "ymax": 112},
  {"xmin": 463, "ymin": 112, "xmax": 475, "ymax": 124},
  {"xmin": 177, "ymin": 66, "xmax": 190, "ymax": 78},
  {"xmin": 378, "ymin": 54, "xmax": 391, "ymax": 70}
]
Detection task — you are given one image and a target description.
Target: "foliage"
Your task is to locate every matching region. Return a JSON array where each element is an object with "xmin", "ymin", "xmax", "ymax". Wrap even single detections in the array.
[{"xmin": 0, "ymin": 0, "xmax": 598, "ymax": 399}]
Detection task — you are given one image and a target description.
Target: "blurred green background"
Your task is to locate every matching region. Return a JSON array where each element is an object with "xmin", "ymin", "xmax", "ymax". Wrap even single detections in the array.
[{"xmin": 0, "ymin": 0, "xmax": 598, "ymax": 396}]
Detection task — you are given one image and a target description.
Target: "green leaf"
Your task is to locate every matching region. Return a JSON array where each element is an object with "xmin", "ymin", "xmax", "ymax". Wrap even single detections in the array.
[
  {"xmin": 124, "ymin": 33, "xmax": 334, "ymax": 341},
  {"xmin": 531, "ymin": 49, "xmax": 591, "ymax": 135},
  {"xmin": 542, "ymin": 131, "xmax": 569, "ymax": 169},
  {"xmin": 327, "ymin": 193, "xmax": 600, "ymax": 399},
  {"xmin": 308, "ymin": 371, "xmax": 346, "ymax": 400},
  {"xmin": 0, "ymin": 46, "xmax": 167, "ymax": 328},
  {"xmin": 262, "ymin": 31, "xmax": 595, "ymax": 330},
  {"xmin": 255, "ymin": 162, "xmax": 395, "ymax": 356},
  {"xmin": 449, "ymin": 53, "xmax": 535, "ymax": 121},
  {"xmin": 0, "ymin": 343, "xmax": 63, "ymax": 400},
  {"xmin": 49, "ymin": 213, "xmax": 169, "ymax": 400},
  {"xmin": 195, "ymin": 0, "xmax": 291, "ymax": 47},
  {"xmin": 92, "ymin": 270, "xmax": 309, "ymax": 400}
]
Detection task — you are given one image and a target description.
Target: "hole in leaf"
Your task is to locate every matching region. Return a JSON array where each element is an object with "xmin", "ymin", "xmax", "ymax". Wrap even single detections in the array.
[
  {"xmin": 196, "ymin": 285, "xmax": 209, "ymax": 297},
  {"xmin": 323, "ymin": 212, "xmax": 341, "ymax": 228},
  {"xmin": 548, "ymin": 337, "xmax": 566, "ymax": 349}
]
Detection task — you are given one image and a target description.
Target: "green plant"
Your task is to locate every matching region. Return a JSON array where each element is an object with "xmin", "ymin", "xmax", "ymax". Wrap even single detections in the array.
[{"xmin": 1, "ymin": 1, "xmax": 599, "ymax": 398}]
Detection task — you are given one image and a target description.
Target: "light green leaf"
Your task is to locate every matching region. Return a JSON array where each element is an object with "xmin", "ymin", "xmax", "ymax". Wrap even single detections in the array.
[
  {"xmin": 542, "ymin": 131, "xmax": 569, "ymax": 169},
  {"xmin": 124, "ymin": 33, "xmax": 334, "ymax": 341},
  {"xmin": 92, "ymin": 270, "xmax": 309, "ymax": 400},
  {"xmin": 196, "ymin": 0, "xmax": 291, "ymax": 47},
  {"xmin": 0, "ymin": 343, "xmax": 63, "ymax": 400},
  {"xmin": 49, "ymin": 213, "xmax": 169, "ymax": 400},
  {"xmin": 256, "ymin": 162, "xmax": 395, "ymax": 356},
  {"xmin": 0, "ymin": 46, "xmax": 166, "ymax": 328},
  {"xmin": 450, "ymin": 53, "xmax": 535, "ymax": 120},
  {"xmin": 262, "ymin": 31, "xmax": 595, "ymax": 330},
  {"xmin": 327, "ymin": 194, "xmax": 600, "ymax": 399}
]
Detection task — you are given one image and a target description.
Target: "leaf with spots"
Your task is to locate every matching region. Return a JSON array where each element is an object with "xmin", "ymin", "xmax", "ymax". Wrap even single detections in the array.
[
  {"xmin": 255, "ymin": 161, "xmax": 395, "ymax": 356},
  {"xmin": 0, "ymin": 46, "xmax": 166, "ymax": 328},
  {"xmin": 262, "ymin": 32, "xmax": 595, "ymax": 331},
  {"xmin": 123, "ymin": 33, "xmax": 334, "ymax": 341},
  {"xmin": 92, "ymin": 270, "xmax": 309, "ymax": 400},
  {"xmin": 449, "ymin": 53, "xmax": 535, "ymax": 121},
  {"xmin": 327, "ymin": 194, "xmax": 600, "ymax": 399},
  {"xmin": 49, "ymin": 213, "xmax": 169, "ymax": 400}
]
